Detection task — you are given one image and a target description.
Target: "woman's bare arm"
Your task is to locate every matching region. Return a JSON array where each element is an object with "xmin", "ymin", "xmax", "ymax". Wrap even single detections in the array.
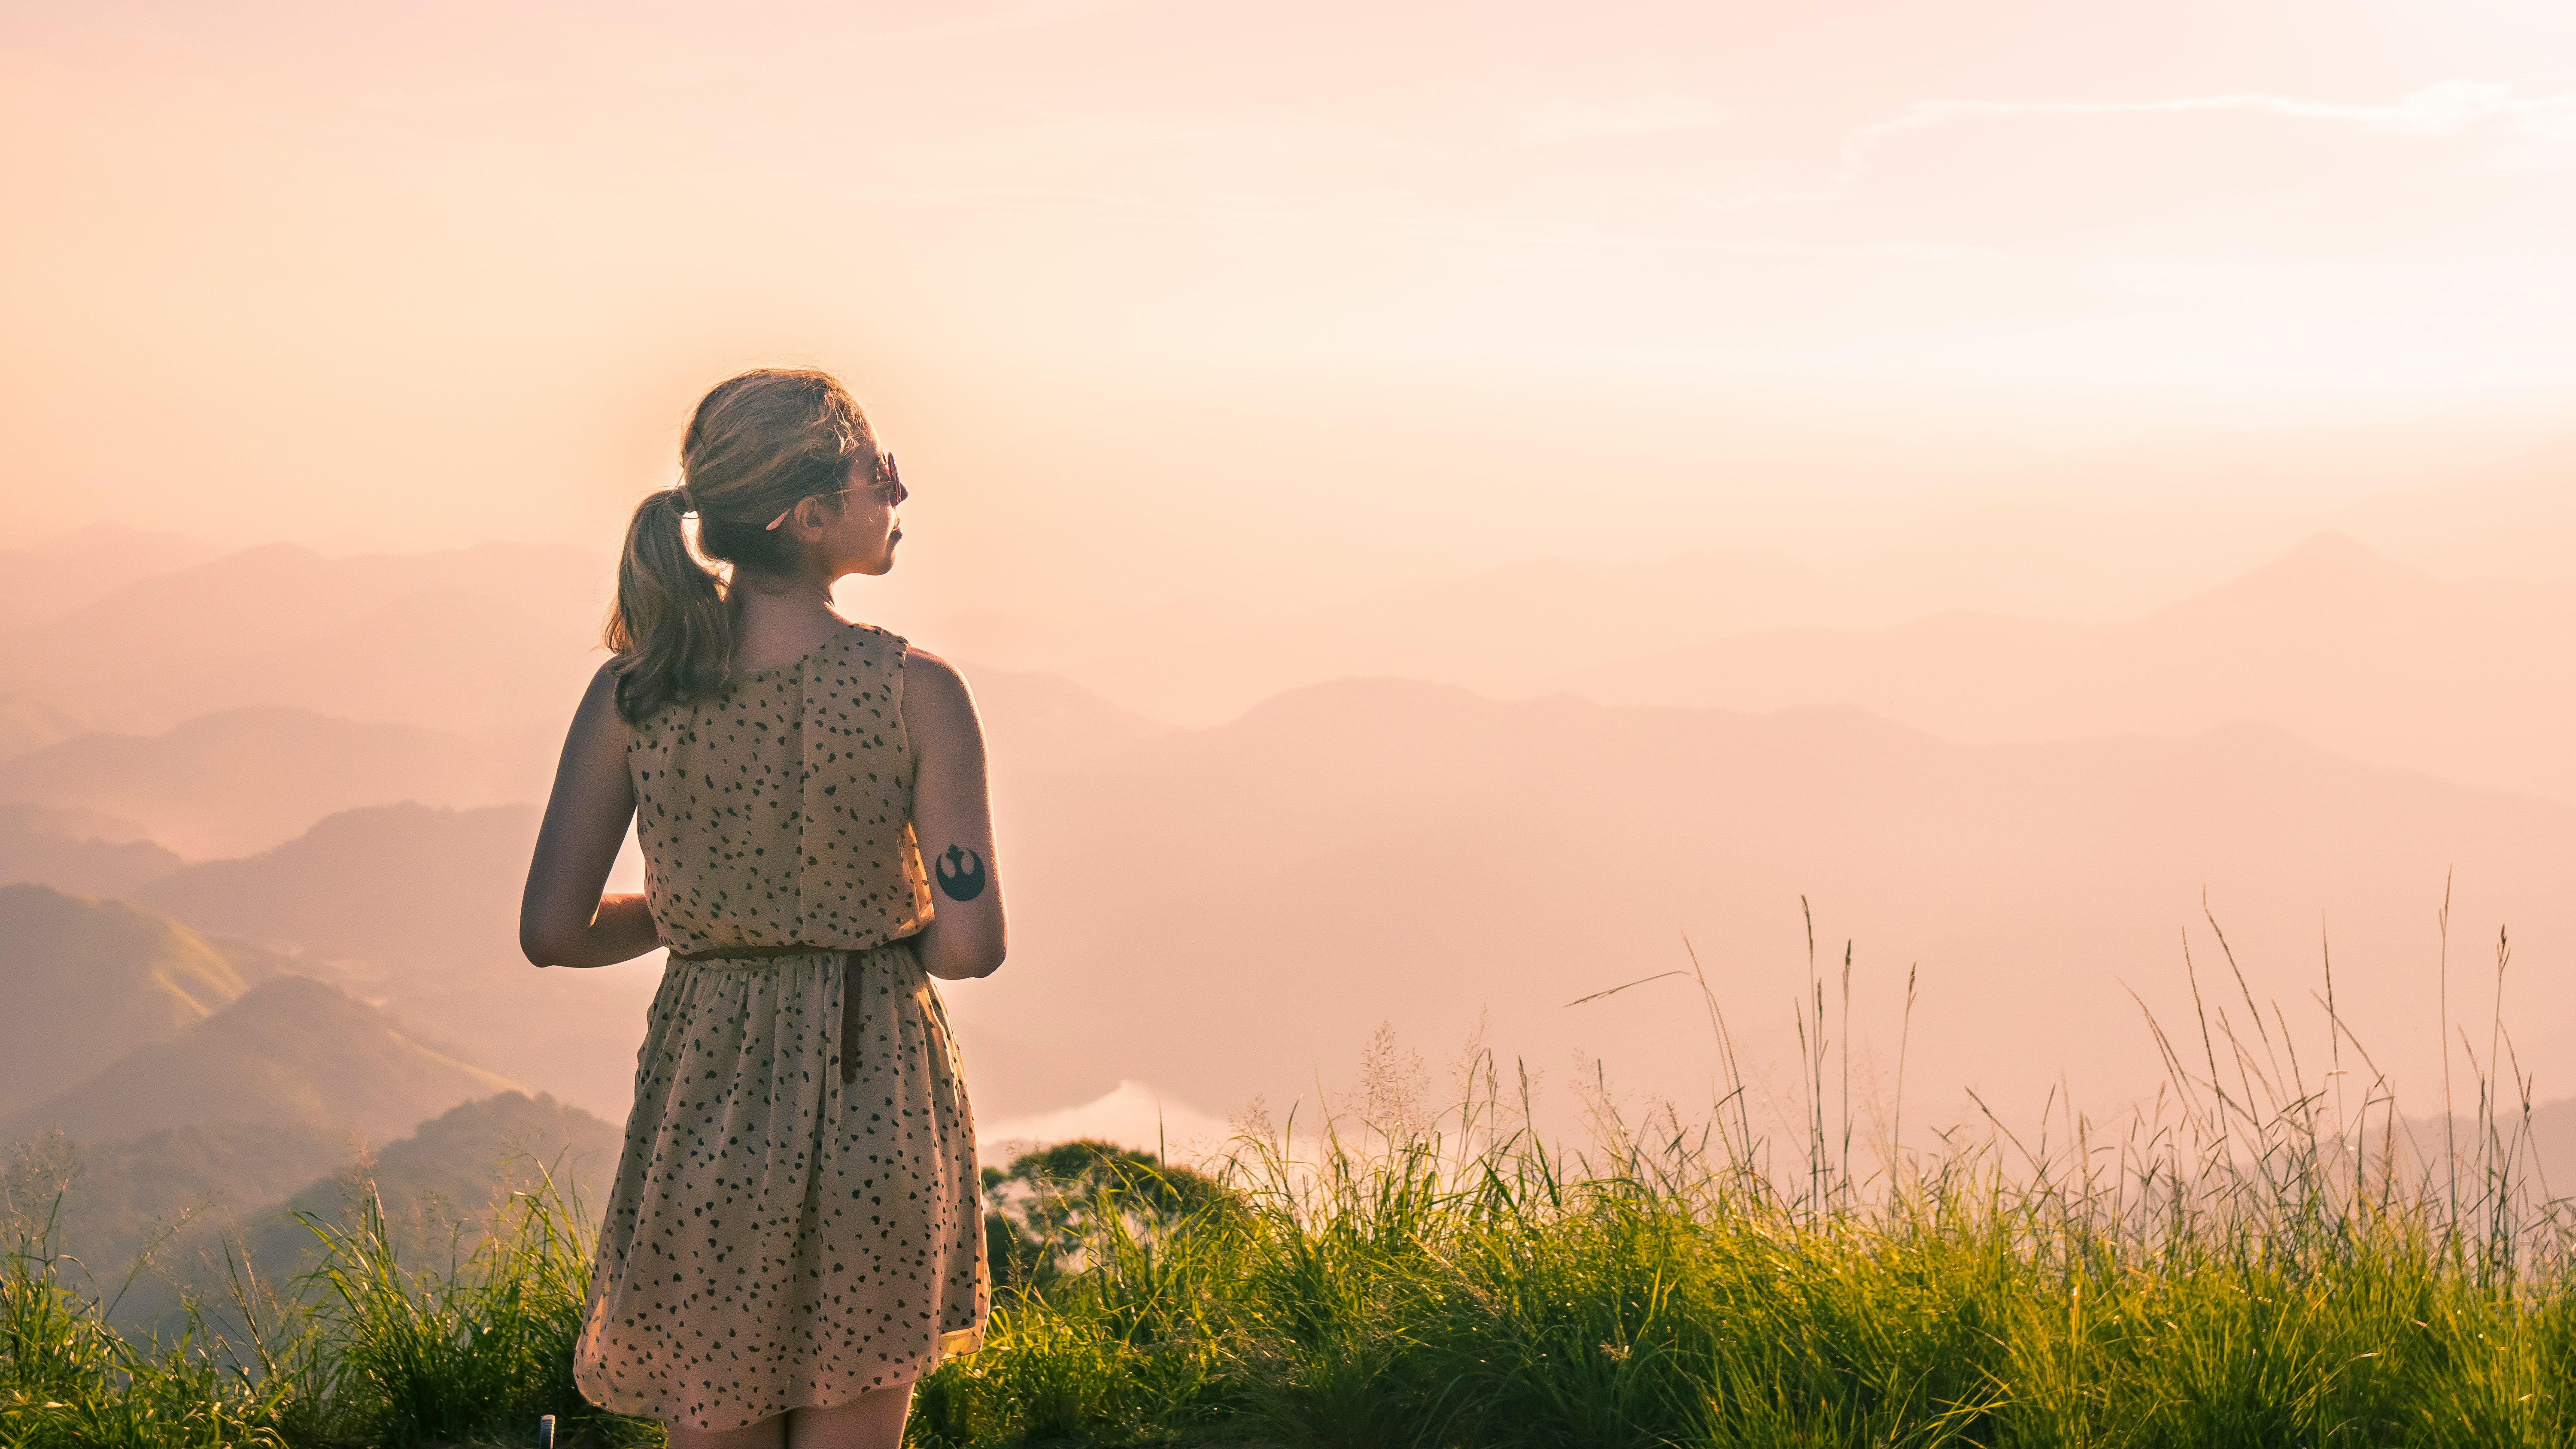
[
  {"xmin": 902, "ymin": 648, "xmax": 1007, "ymax": 981},
  {"xmin": 520, "ymin": 664, "xmax": 663, "ymax": 968}
]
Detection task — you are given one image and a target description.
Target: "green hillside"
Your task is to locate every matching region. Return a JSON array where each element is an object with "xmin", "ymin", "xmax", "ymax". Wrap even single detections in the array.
[
  {"xmin": 237, "ymin": 1090, "xmax": 621, "ymax": 1281},
  {"xmin": 3, "ymin": 1091, "xmax": 621, "ymax": 1340},
  {"xmin": 4, "ymin": 1121, "xmax": 349, "ymax": 1291},
  {"xmin": 2, "ymin": 973, "xmax": 520, "ymax": 1146},
  {"xmin": 134, "ymin": 801, "xmax": 664, "ymax": 1119},
  {"xmin": 0, "ymin": 884, "xmax": 247, "ymax": 1118}
]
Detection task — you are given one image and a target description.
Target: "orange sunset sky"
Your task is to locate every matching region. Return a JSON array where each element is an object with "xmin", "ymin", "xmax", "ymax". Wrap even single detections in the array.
[
  {"xmin": 9, "ymin": 0, "xmax": 2576, "ymax": 598},
  {"xmin": 5, "ymin": 0, "xmax": 2575, "ymax": 1153}
]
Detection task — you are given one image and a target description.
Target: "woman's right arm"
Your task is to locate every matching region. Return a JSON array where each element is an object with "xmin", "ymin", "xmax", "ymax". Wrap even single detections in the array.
[{"xmin": 519, "ymin": 664, "xmax": 664, "ymax": 968}]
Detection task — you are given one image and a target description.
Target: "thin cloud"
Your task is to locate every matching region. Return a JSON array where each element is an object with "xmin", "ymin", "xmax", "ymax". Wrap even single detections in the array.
[
  {"xmin": 1870, "ymin": 81, "xmax": 2576, "ymax": 161},
  {"xmin": 1520, "ymin": 97, "xmax": 1729, "ymax": 145},
  {"xmin": 858, "ymin": 0, "xmax": 1157, "ymax": 47}
]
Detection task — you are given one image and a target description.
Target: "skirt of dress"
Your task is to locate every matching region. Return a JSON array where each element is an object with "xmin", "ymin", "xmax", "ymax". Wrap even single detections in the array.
[{"xmin": 574, "ymin": 941, "xmax": 987, "ymax": 1431}]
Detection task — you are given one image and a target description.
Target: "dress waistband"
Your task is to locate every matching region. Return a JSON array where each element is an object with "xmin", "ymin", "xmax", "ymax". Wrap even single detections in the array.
[
  {"xmin": 668, "ymin": 943, "xmax": 837, "ymax": 963},
  {"xmin": 667, "ymin": 939, "xmax": 920, "ymax": 964},
  {"xmin": 662, "ymin": 940, "xmax": 920, "ymax": 1086}
]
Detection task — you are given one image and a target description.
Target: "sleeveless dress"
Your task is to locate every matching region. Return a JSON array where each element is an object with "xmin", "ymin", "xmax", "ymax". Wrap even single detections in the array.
[{"xmin": 574, "ymin": 621, "xmax": 987, "ymax": 1431}]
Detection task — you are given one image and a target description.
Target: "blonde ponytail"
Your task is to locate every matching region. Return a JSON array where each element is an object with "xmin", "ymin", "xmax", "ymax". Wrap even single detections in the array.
[
  {"xmin": 605, "ymin": 487, "xmax": 734, "ymax": 722},
  {"xmin": 602, "ymin": 369, "xmax": 877, "ymax": 724}
]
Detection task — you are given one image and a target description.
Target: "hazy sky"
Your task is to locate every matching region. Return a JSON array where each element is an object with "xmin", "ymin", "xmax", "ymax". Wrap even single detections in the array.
[
  {"xmin": 6, "ymin": 0, "xmax": 2574, "ymax": 610},
  {"xmin": 6, "ymin": 1, "xmax": 2575, "ymax": 1151}
]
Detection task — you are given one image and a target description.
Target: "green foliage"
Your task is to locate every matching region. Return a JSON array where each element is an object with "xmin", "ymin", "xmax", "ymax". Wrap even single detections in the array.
[
  {"xmin": 908, "ymin": 1129, "xmax": 2576, "ymax": 1449},
  {"xmin": 981, "ymin": 1138, "xmax": 1236, "ymax": 1292},
  {"xmin": 911, "ymin": 915, "xmax": 2576, "ymax": 1449},
  {"xmin": 3, "ymin": 1116, "xmax": 2573, "ymax": 1448},
  {"xmin": 295, "ymin": 1175, "xmax": 648, "ymax": 1448},
  {"xmin": 2, "ymin": 1199, "xmax": 293, "ymax": 1449},
  {"xmin": 0, "ymin": 1156, "xmax": 658, "ymax": 1449}
]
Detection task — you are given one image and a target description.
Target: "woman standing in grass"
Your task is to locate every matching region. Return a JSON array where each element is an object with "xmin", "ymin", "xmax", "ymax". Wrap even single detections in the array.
[{"xmin": 520, "ymin": 368, "xmax": 1002, "ymax": 1449}]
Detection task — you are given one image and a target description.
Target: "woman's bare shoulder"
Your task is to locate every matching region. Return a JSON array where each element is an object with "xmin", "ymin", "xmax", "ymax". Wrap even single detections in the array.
[
  {"xmin": 577, "ymin": 658, "xmax": 626, "ymax": 722},
  {"xmin": 900, "ymin": 645, "xmax": 972, "ymax": 699},
  {"xmin": 899, "ymin": 647, "xmax": 984, "ymax": 738},
  {"xmin": 567, "ymin": 659, "xmax": 634, "ymax": 746}
]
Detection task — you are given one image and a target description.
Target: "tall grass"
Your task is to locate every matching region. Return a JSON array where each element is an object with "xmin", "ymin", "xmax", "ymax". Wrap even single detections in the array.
[
  {"xmin": 913, "ymin": 1093, "xmax": 2574, "ymax": 1447},
  {"xmin": 916, "ymin": 907, "xmax": 2576, "ymax": 1447},
  {"xmin": 1, "ymin": 1161, "xmax": 657, "ymax": 1448},
  {"xmin": 5, "ymin": 909, "xmax": 2572, "ymax": 1446}
]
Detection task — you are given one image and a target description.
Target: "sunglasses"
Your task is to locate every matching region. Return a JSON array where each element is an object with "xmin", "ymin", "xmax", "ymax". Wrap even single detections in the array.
[{"xmin": 765, "ymin": 452, "xmax": 906, "ymax": 531}]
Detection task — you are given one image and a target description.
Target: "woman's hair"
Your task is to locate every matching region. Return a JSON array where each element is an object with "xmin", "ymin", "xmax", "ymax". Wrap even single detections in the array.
[{"xmin": 604, "ymin": 368, "xmax": 877, "ymax": 722}]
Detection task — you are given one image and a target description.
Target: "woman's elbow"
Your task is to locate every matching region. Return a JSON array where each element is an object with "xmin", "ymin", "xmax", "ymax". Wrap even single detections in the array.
[
  {"xmin": 519, "ymin": 920, "xmax": 574, "ymax": 968},
  {"xmin": 926, "ymin": 939, "xmax": 1005, "ymax": 980}
]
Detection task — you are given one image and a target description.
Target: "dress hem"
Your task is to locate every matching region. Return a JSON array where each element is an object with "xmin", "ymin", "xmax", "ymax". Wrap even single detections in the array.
[{"xmin": 581, "ymin": 1326, "xmax": 985, "ymax": 1431}]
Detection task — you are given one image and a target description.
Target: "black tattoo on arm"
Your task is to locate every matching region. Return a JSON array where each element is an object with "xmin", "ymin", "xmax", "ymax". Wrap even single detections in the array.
[{"xmin": 934, "ymin": 844, "xmax": 988, "ymax": 901}]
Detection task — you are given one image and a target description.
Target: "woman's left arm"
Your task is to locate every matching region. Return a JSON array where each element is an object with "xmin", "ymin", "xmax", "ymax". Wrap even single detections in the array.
[{"xmin": 902, "ymin": 648, "xmax": 1008, "ymax": 980}]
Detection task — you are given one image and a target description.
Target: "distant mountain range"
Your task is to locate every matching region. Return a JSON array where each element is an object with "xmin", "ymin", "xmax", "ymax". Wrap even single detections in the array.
[
  {"xmin": 131, "ymin": 801, "xmax": 664, "ymax": 1117},
  {"xmin": 0, "ymin": 808, "xmax": 182, "ymax": 904},
  {"xmin": 1, "ymin": 524, "xmax": 2567, "ymax": 809},
  {"xmin": 936, "ymin": 547, "xmax": 1846, "ymax": 723},
  {"xmin": 0, "ymin": 525, "xmax": 218, "ymax": 631},
  {"xmin": 1, "ymin": 524, "xmax": 2569, "ymax": 1201},
  {"xmin": 0, "ymin": 885, "xmax": 252, "ymax": 1120},
  {"xmin": 0, "ymin": 665, "xmax": 1156, "ymax": 863},
  {"xmin": 28, "ymin": 1090, "xmax": 619, "ymax": 1337},
  {"xmin": 1561, "ymin": 532, "xmax": 2576, "ymax": 805},
  {"xmin": 0, "ymin": 883, "xmax": 523, "ymax": 1141},
  {"xmin": 239, "ymin": 1089, "xmax": 620, "ymax": 1265},
  {"xmin": 0, "ymin": 708, "xmax": 553, "ymax": 858},
  {"xmin": 3, "ymin": 972, "xmax": 518, "ymax": 1147},
  {"xmin": 0, "ymin": 666, "xmax": 1180, "ymax": 1119},
  {"xmin": 0, "ymin": 539, "xmax": 614, "ymax": 733},
  {"xmin": 0, "ymin": 695, "xmax": 87, "ymax": 760},
  {"xmin": 951, "ymin": 675, "xmax": 2576, "ymax": 1138},
  {"xmin": 0, "ymin": 884, "xmax": 617, "ymax": 1334}
]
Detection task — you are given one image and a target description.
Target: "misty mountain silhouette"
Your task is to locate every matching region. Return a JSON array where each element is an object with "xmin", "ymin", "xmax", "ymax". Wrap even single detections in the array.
[
  {"xmin": 0, "ymin": 539, "xmax": 613, "ymax": 733},
  {"xmin": 235, "ymin": 1089, "xmax": 620, "ymax": 1276},
  {"xmin": 968, "ymin": 664, "xmax": 1173, "ymax": 769},
  {"xmin": 0, "ymin": 884, "xmax": 250, "ymax": 1119},
  {"xmin": 1561, "ymin": 531, "xmax": 2576, "ymax": 804},
  {"xmin": 0, "ymin": 805, "xmax": 183, "ymax": 897},
  {"xmin": 130, "ymin": 801, "xmax": 662, "ymax": 1116},
  {"xmin": 965, "ymin": 547, "xmax": 1838, "ymax": 722},
  {"xmin": 133, "ymin": 801, "xmax": 538, "ymax": 957},
  {"xmin": 26, "ymin": 1120, "xmax": 349, "ymax": 1311},
  {"xmin": 2, "ymin": 973, "xmax": 519, "ymax": 1146},
  {"xmin": 25, "ymin": 1090, "xmax": 620, "ymax": 1336},
  {"xmin": 0, "ymin": 524, "xmax": 217, "ymax": 631},
  {"xmin": 0, "ymin": 707, "xmax": 550, "ymax": 858},
  {"xmin": 0, "ymin": 694, "xmax": 86, "ymax": 760},
  {"xmin": 952, "ymin": 675, "xmax": 2576, "ymax": 1131},
  {"xmin": 2152, "ymin": 529, "xmax": 2456, "ymax": 627},
  {"xmin": 4, "ymin": 524, "xmax": 2564, "ymax": 1159}
]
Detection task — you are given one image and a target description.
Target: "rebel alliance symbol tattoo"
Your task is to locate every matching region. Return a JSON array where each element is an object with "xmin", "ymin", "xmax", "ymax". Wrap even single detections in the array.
[{"xmin": 935, "ymin": 844, "xmax": 988, "ymax": 902}]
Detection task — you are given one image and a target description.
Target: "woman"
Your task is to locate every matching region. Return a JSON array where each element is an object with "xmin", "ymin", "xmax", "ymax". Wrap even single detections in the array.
[{"xmin": 520, "ymin": 367, "xmax": 1002, "ymax": 1449}]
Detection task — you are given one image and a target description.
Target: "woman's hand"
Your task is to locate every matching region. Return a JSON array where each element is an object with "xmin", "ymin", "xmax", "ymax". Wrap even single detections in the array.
[
  {"xmin": 520, "ymin": 664, "xmax": 663, "ymax": 968},
  {"xmin": 901, "ymin": 649, "xmax": 1007, "ymax": 980}
]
